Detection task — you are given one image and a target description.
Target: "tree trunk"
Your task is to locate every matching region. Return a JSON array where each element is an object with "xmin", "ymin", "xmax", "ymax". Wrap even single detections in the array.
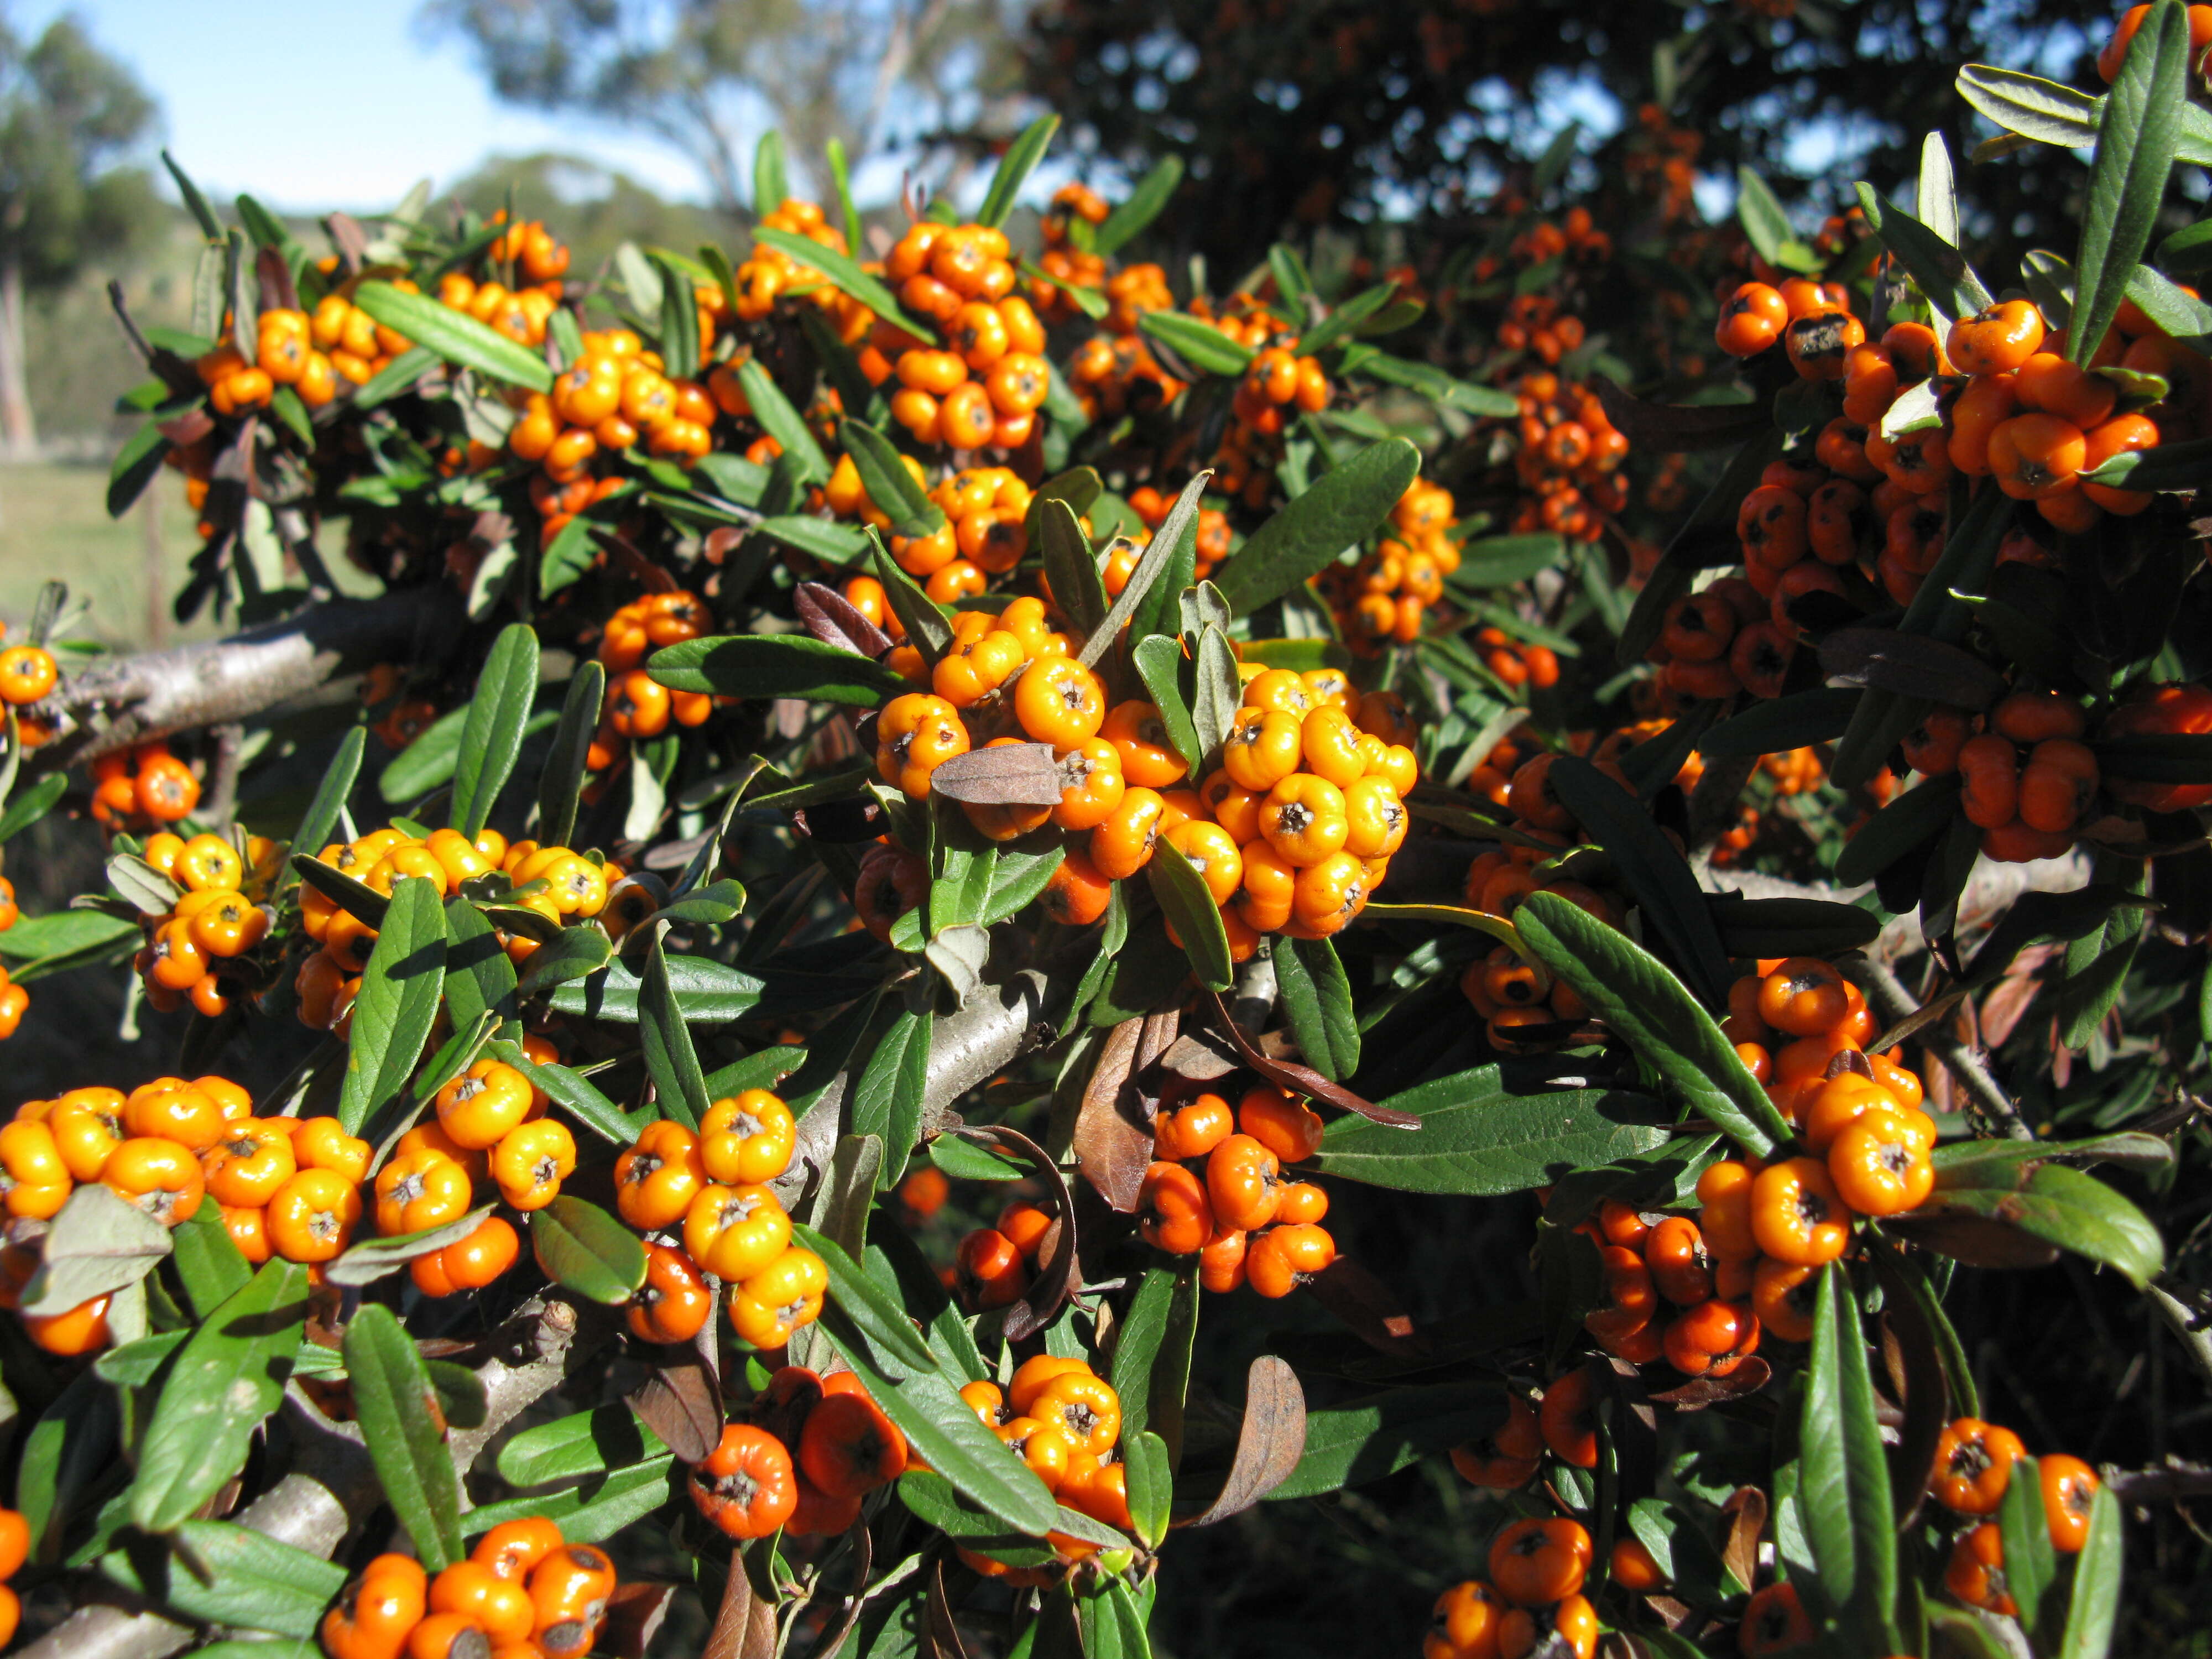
[{"xmin": 0, "ymin": 253, "xmax": 35, "ymax": 459}]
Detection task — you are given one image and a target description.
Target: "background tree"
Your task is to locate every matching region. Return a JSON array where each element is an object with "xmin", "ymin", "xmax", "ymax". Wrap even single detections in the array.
[
  {"xmin": 0, "ymin": 12, "xmax": 157, "ymax": 456},
  {"xmin": 421, "ymin": 0, "xmax": 1029, "ymax": 219},
  {"xmin": 1020, "ymin": 0, "xmax": 2095, "ymax": 275}
]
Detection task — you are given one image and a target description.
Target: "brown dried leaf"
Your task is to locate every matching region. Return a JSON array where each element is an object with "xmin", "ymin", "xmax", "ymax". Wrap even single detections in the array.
[
  {"xmin": 1817, "ymin": 627, "xmax": 2007, "ymax": 709},
  {"xmin": 601, "ymin": 1583, "xmax": 679, "ymax": 1659},
  {"xmin": 255, "ymin": 245, "xmax": 300, "ymax": 313},
  {"xmin": 1302, "ymin": 1258, "xmax": 1429, "ymax": 1357},
  {"xmin": 795, "ymin": 581, "xmax": 894, "ymax": 660},
  {"xmin": 924, "ymin": 1557, "xmax": 970, "ymax": 1659},
  {"xmin": 926, "ymin": 741, "xmax": 1068, "ymax": 806},
  {"xmin": 1206, "ymin": 991, "xmax": 1420, "ymax": 1128},
  {"xmin": 158, "ymin": 408, "xmax": 216, "ymax": 448},
  {"xmin": 626, "ymin": 1349, "xmax": 723, "ymax": 1465},
  {"xmin": 1647, "ymin": 1357, "xmax": 1772, "ymax": 1410},
  {"xmin": 946, "ymin": 1123, "xmax": 1080, "ymax": 1342},
  {"xmin": 1156, "ymin": 1029, "xmax": 1241, "ymax": 1080},
  {"xmin": 1721, "ymin": 1485, "xmax": 1767, "ymax": 1595},
  {"xmin": 1886, "ymin": 1212, "xmax": 2062, "ymax": 1270},
  {"xmin": 325, "ymin": 212, "xmax": 368, "ymax": 275},
  {"xmin": 1074, "ymin": 1016, "xmax": 1154, "ymax": 1213},
  {"xmin": 1181, "ymin": 1355, "xmax": 1308, "ymax": 1526},
  {"xmin": 702, "ymin": 1554, "xmax": 778, "ymax": 1659}
]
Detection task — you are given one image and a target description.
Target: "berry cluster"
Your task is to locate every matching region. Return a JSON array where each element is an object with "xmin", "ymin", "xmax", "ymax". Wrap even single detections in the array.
[
  {"xmin": 690, "ymin": 1365, "xmax": 903, "ymax": 1540},
  {"xmin": 320, "ymin": 1522, "xmax": 618, "ymax": 1659},
  {"xmin": 131, "ymin": 829, "xmax": 279, "ymax": 1019},
  {"xmin": 1423, "ymin": 1516, "xmax": 1598, "ymax": 1659},
  {"xmin": 863, "ymin": 221, "xmax": 1051, "ymax": 451},
  {"xmin": 959, "ymin": 1352, "xmax": 1136, "ymax": 1577},
  {"xmin": 1136, "ymin": 1082, "xmax": 1337, "ymax": 1298}
]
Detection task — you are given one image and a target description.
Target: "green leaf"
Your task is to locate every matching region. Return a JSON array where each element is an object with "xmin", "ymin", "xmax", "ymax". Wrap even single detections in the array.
[
  {"xmin": 1077, "ymin": 476, "xmax": 1210, "ymax": 669},
  {"xmin": 549, "ymin": 951, "xmax": 764, "ymax": 1023},
  {"xmin": 1913, "ymin": 1163, "xmax": 2163, "ymax": 1287},
  {"xmin": 169, "ymin": 1202, "xmax": 253, "ymax": 1321},
  {"xmin": 1271, "ymin": 936, "xmax": 1359, "ymax": 1082},
  {"xmin": 378, "ymin": 705, "xmax": 469, "ymax": 804},
  {"xmin": 654, "ymin": 252, "xmax": 700, "ymax": 379},
  {"xmin": 101, "ymin": 1521, "xmax": 345, "ymax": 1641},
  {"xmin": 351, "ymin": 345, "xmax": 440, "ymax": 409},
  {"xmin": 1121, "ymin": 1428, "xmax": 1172, "ymax": 1548},
  {"xmin": 1132, "ymin": 634, "xmax": 1204, "ymax": 774},
  {"xmin": 462, "ymin": 1456, "xmax": 677, "ymax": 1545},
  {"xmin": 449, "ymin": 623, "xmax": 540, "ymax": 841},
  {"xmin": 1854, "ymin": 185, "xmax": 1995, "ymax": 320},
  {"xmin": 1267, "ymin": 1384, "xmax": 1503, "ymax": 1501},
  {"xmin": 1038, "ymin": 499, "xmax": 1109, "ymax": 643},
  {"xmin": 791, "ymin": 1222, "xmax": 939, "ymax": 1375},
  {"xmin": 352, "ymin": 280, "xmax": 552, "ymax": 391},
  {"xmin": 1736, "ymin": 167, "xmax": 1818, "ymax": 272},
  {"xmin": 1136, "ymin": 309, "xmax": 1256, "ymax": 376},
  {"xmin": 338, "ymin": 875, "xmax": 446, "ymax": 1135},
  {"xmin": 1709, "ymin": 897, "xmax": 1881, "ymax": 960},
  {"xmin": 1095, "ymin": 155, "xmax": 1184, "ymax": 255},
  {"xmin": 2059, "ymin": 1484, "xmax": 2124, "ymax": 1659},
  {"xmin": 1294, "ymin": 283, "xmax": 1400, "ymax": 358},
  {"xmin": 638, "ymin": 933, "xmax": 710, "ymax": 1130},
  {"xmin": 0, "ymin": 770, "xmax": 67, "ymax": 845},
  {"xmin": 1513, "ymin": 893, "xmax": 1791, "ymax": 1157},
  {"xmin": 344, "ymin": 1302, "xmax": 465, "ymax": 1570},
  {"xmin": 1997, "ymin": 1454, "xmax": 2059, "ymax": 1635},
  {"xmin": 978, "ymin": 115, "xmax": 1059, "ymax": 228},
  {"xmin": 1357, "ymin": 352, "xmax": 1519, "ymax": 416},
  {"xmin": 1798, "ymin": 1262, "xmax": 1900, "ymax": 1652},
  {"xmin": 1313, "ymin": 1065, "xmax": 1671, "ymax": 1194},
  {"xmin": 841, "ymin": 418, "xmax": 945, "ymax": 536},
  {"xmin": 2069, "ymin": 0, "xmax": 2187, "ymax": 364},
  {"xmin": 736, "ymin": 359, "xmax": 831, "ymax": 483},
  {"xmin": 533, "ymin": 661, "xmax": 604, "ymax": 852},
  {"xmin": 282, "ymin": 727, "xmax": 366, "ymax": 888},
  {"xmin": 18, "ymin": 1370, "xmax": 117, "ymax": 1564},
  {"xmin": 646, "ymin": 633, "xmax": 904, "ymax": 706},
  {"xmin": 325, "ymin": 1204, "xmax": 498, "ymax": 1288},
  {"xmin": 1700, "ymin": 688, "xmax": 1860, "ymax": 757},
  {"xmin": 530, "ymin": 1196, "xmax": 649, "ymax": 1305},
  {"xmin": 754, "ymin": 225, "xmax": 936, "ymax": 342},
  {"xmin": 756, "ymin": 513, "xmax": 872, "ymax": 565},
  {"xmin": 20, "ymin": 1182, "xmax": 173, "ymax": 1316},
  {"xmin": 818, "ymin": 1316, "xmax": 1060, "ymax": 1537},
  {"xmin": 1956, "ymin": 65, "xmax": 2100, "ymax": 150},
  {"xmin": 129, "ymin": 1260, "xmax": 310, "ymax": 1535},
  {"xmin": 497, "ymin": 1404, "xmax": 665, "ymax": 1487},
  {"xmin": 163, "ymin": 149, "xmax": 223, "ymax": 241},
  {"xmin": 1147, "ymin": 837, "xmax": 1233, "ymax": 992},
  {"xmin": 753, "ymin": 130, "xmax": 787, "ymax": 212},
  {"xmin": 106, "ymin": 420, "xmax": 169, "ymax": 518},
  {"xmin": 851, "ymin": 1010, "xmax": 932, "ymax": 1187},
  {"xmin": 1544, "ymin": 756, "xmax": 1732, "ymax": 1009},
  {"xmin": 0, "ymin": 909, "xmax": 139, "ymax": 968},
  {"xmin": 1129, "ymin": 499, "xmax": 1199, "ymax": 650},
  {"xmin": 1211, "ymin": 439, "xmax": 1421, "ymax": 616},
  {"xmin": 487, "ymin": 1039, "xmax": 640, "ymax": 1144}
]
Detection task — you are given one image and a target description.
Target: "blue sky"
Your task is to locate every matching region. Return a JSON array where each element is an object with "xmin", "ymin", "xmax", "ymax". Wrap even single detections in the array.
[{"xmin": 21, "ymin": 0, "xmax": 709, "ymax": 210}]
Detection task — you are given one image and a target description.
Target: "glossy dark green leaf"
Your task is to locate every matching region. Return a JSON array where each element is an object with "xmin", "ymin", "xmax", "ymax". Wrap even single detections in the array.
[
  {"xmin": 129, "ymin": 1260, "xmax": 310, "ymax": 1534},
  {"xmin": 736, "ymin": 359, "xmax": 830, "ymax": 483},
  {"xmin": 1997, "ymin": 1453, "xmax": 2059, "ymax": 1635},
  {"xmin": 548, "ymin": 951, "xmax": 765, "ymax": 1023},
  {"xmin": 1626, "ymin": 1497, "xmax": 1745, "ymax": 1609},
  {"xmin": 283, "ymin": 726, "xmax": 366, "ymax": 890},
  {"xmin": 791, "ymin": 1222, "xmax": 938, "ymax": 1375},
  {"xmin": 441, "ymin": 898, "xmax": 519, "ymax": 1039},
  {"xmin": 851, "ymin": 1010, "xmax": 932, "ymax": 1187},
  {"xmin": 978, "ymin": 115, "xmax": 1059, "ymax": 228},
  {"xmin": 928, "ymin": 1135, "xmax": 1027, "ymax": 1182},
  {"xmin": 290, "ymin": 852, "xmax": 388, "ymax": 930},
  {"xmin": 1834, "ymin": 773, "xmax": 1962, "ymax": 886},
  {"xmin": 647, "ymin": 634, "xmax": 905, "ymax": 707},
  {"xmin": 1146, "ymin": 838, "xmax": 1233, "ymax": 992},
  {"xmin": 1094, "ymin": 155, "xmax": 1183, "ymax": 255},
  {"xmin": 654, "ymin": 252, "xmax": 700, "ymax": 378},
  {"xmin": 1912, "ymin": 1164, "xmax": 2163, "ymax": 1287},
  {"xmin": 1736, "ymin": 167, "xmax": 1818, "ymax": 271},
  {"xmin": 1132, "ymin": 634, "xmax": 1204, "ymax": 774},
  {"xmin": 1121, "ymin": 1429, "xmax": 1172, "ymax": 1548},
  {"xmin": 1039, "ymin": 499, "xmax": 1109, "ymax": 641},
  {"xmin": 378, "ymin": 705, "xmax": 470, "ymax": 804},
  {"xmin": 2069, "ymin": 0, "xmax": 2187, "ymax": 363},
  {"xmin": 1136, "ymin": 309, "xmax": 1254, "ymax": 375},
  {"xmin": 0, "ymin": 771, "xmax": 67, "ymax": 846},
  {"xmin": 486, "ymin": 1038, "xmax": 639, "ymax": 1143},
  {"xmin": 1798, "ymin": 1262, "xmax": 1900, "ymax": 1650},
  {"xmin": 508, "ymin": 922, "xmax": 610, "ymax": 1002},
  {"xmin": 1211, "ymin": 439, "xmax": 1422, "ymax": 617},
  {"xmin": 449, "ymin": 623, "xmax": 540, "ymax": 840},
  {"xmin": 1267, "ymin": 1384, "xmax": 1503, "ymax": 1501},
  {"xmin": 351, "ymin": 345, "xmax": 440, "ymax": 409},
  {"xmin": 1313, "ymin": 1063, "xmax": 1671, "ymax": 1194},
  {"xmin": 870, "ymin": 539, "xmax": 953, "ymax": 664},
  {"xmin": 1295, "ymin": 282, "xmax": 1400, "ymax": 357},
  {"xmin": 2059, "ymin": 1484, "xmax": 2123, "ymax": 1659},
  {"xmin": 1077, "ymin": 476, "xmax": 1211, "ymax": 669},
  {"xmin": 18, "ymin": 1371, "xmax": 117, "ymax": 1564},
  {"xmin": 819, "ymin": 1317, "xmax": 1060, "ymax": 1537},
  {"xmin": 352, "ymin": 280, "xmax": 552, "ymax": 390},
  {"xmin": 1700, "ymin": 688, "xmax": 1861, "ymax": 757},
  {"xmin": 101, "ymin": 1520, "xmax": 344, "ymax": 1640},
  {"xmin": 338, "ymin": 874, "xmax": 446, "ymax": 1134},
  {"xmin": 841, "ymin": 418, "xmax": 944, "ymax": 535},
  {"xmin": 758, "ymin": 514, "xmax": 871, "ymax": 565},
  {"xmin": 638, "ymin": 933, "xmax": 709, "ymax": 1129},
  {"xmin": 1617, "ymin": 432, "xmax": 1783, "ymax": 666},
  {"xmin": 1271, "ymin": 936, "xmax": 1359, "ymax": 1082},
  {"xmin": 170, "ymin": 1201, "xmax": 253, "ymax": 1321},
  {"xmin": 1956, "ymin": 64, "xmax": 2100, "ymax": 149},
  {"xmin": 345, "ymin": 1302, "xmax": 465, "ymax": 1569},
  {"xmin": 497, "ymin": 1404, "xmax": 665, "ymax": 1487},
  {"xmin": 1854, "ymin": 185, "xmax": 1994, "ymax": 320},
  {"xmin": 1709, "ymin": 896, "xmax": 1882, "ymax": 959},
  {"xmin": 754, "ymin": 225, "xmax": 935, "ymax": 342},
  {"xmin": 531, "ymin": 1195, "xmax": 649, "ymax": 1305},
  {"xmin": 1514, "ymin": 893, "xmax": 1791, "ymax": 1157},
  {"xmin": 1128, "ymin": 499, "xmax": 1198, "ymax": 649},
  {"xmin": 326, "ymin": 1204, "xmax": 498, "ymax": 1287}
]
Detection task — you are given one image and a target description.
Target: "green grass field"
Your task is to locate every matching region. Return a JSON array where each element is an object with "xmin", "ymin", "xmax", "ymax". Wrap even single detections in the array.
[{"xmin": 0, "ymin": 462, "xmax": 217, "ymax": 650}]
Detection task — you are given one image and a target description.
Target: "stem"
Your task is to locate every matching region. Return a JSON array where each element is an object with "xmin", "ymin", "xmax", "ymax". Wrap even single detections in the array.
[{"xmin": 1850, "ymin": 958, "xmax": 2034, "ymax": 1141}]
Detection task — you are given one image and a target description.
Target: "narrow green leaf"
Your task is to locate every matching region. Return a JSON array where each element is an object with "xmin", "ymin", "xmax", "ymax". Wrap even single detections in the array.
[
  {"xmin": 1359, "ymin": 352, "xmax": 1519, "ymax": 416},
  {"xmin": 791, "ymin": 1222, "xmax": 938, "ymax": 1375},
  {"xmin": 338, "ymin": 875, "xmax": 446, "ymax": 1134},
  {"xmin": 1077, "ymin": 476, "xmax": 1209, "ymax": 669},
  {"xmin": 1854, "ymin": 185, "xmax": 1995, "ymax": 320},
  {"xmin": 1955, "ymin": 65, "xmax": 2101, "ymax": 150},
  {"xmin": 352, "ymin": 281, "xmax": 552, "ymax": 391},
  {"xmin": 163, "ymin": 149, "xmax": 224, "ymax": 241},
  {"xmin": 647, "ymin": 633, "xmax": 905, "ymax": 706},
  {"xmin": 1146, "ymin": 838, "xmax": 1233, "ymax": 992},
  {"xmin": 638, "ymin": 933, "xmax": 709, "ymax": 1129},
  {"xmin": 535, "ymin": 661, "xmax": 603, "ymax": 853},
  {"xmin": 1094, "ymin": 155, "xmax": 1183, "ymax": 256},
  {"xmin": 106, "ymin": 420, "xmax": 169, "ymax": 518},
  {"xmin": 1799, "ymin": 1262, "xmax": 1900, "ymax": 1649},
  {"xmin": 1997, "ymin": 1454, "xmax": 2058, "ymax": 1635},
  {"xmin": 450, "ymin": 623, "xmax": 540, "ymax": 841},
  {"xmin": 529, "ymin": 1196, "xmax": 649, "ymax": 1305},
  {"xmin": 1512, "ymin": 893, "xmax": 1790, "ymax": 1157},
  {"xmin": 754, "ymin": 226, "xmax": 936, "ymax": 342},
  {"xmin": 1271, "ymin": 935, "xmax": 1358, "ymax": 1082},
  {"xmin": 129, "ymin": 1261, "xmax": 310, "ymax": 1535},
  {"xmin": 2069, "ymin": 0, "xmax": 2187, "ymax": 363},
  {"xmin": 19, "ymin": 1177, "xmax": 173, "ymax": 1317},
  {"xmin": 547, "ymin": 952, "xmax": 765, "ymax": 1023},
  {"xmin": 344, "ymin": 1303, "xmax": 465, "ymax": 1569},
  {"xmin": 1211, "ymin": 439, "xmax": 1421, "ymax": 616},
  {"xmin": 753, "ymin": 131, "xmax": 787, "ymax": 212},
  {"xmin": 285, "ymin": 727, "xmax": 366, "ymax": 889},
  {"xmin": 737, "ymin": 359, "xmax": 830, "ymax": 484},
  {"xmin": 840, "ymin": 418, "xmax": 944, "ymax": 536},
  {"xmin": 497, "ymin": 1404, "xmax": 664, "ymax": 1487},
  {"xmin": 978, "ymin": 116, "xmax": 1060, "ymax": 229},
  {"xmin": 1131, "ymin": 635, "xmax": 1204, "ymax": 774},
  {"xmin": 462, "ymin": 1456, "xmax": 676, "ymax": 1544},
  {"xmin": 850, "ymin": 1011, "xmax": 932, "ymax": 1187},
  {"xmin": 2059, "ymin": 1485, "xmax": 2124, "ymax": 1659},
  {"xmin": 169, "ymin": 1202, "xmax": 253, "ymax": 1322},
  {"xmin": 0, "ymin": 771, "xmax": 68, "ymax": 846},
  {"xmin": 1039, "ymin": 498, "xmax": 1108, "ymax": 640},
  {"xmin": 1268, "ymin": 1384, "xmax": 1503, "ymax": 1502},
  {"xmin": 1136, "ymin": 309, "xmax": 1255, "ymax": 375},
  {"xmin": 101, "ymin": 1520, "xmax": 345, "ymax": 1641}
]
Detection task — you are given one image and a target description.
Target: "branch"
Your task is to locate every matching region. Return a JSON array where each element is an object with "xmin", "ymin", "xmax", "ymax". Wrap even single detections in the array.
[
  {"xmin": 17, "ymin": 1296, "xmax": 596, "ymax": 1659},
  {"xmin": 1849, "ymin": 958, "xmax": 2034, "ymax": 1141},
  {"xmin": 32, "ymin": 584, "xmax": 465, "ymax": 767}
]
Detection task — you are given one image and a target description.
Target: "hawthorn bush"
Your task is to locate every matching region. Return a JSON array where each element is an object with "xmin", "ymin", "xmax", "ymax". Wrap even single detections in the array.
[{"xmin": 0, "ymin": 6, "xmax": 2206, "ymax": 1658}]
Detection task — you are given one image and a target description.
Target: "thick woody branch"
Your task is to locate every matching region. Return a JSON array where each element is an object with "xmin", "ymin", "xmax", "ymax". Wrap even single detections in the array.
[
  {"xmin": 17, "ymin": 1297, "xmax": 593, "ymax": 1659},
  {"xmin": 33, "ymin": 584, "xmax": 465, "ymax": 768}
]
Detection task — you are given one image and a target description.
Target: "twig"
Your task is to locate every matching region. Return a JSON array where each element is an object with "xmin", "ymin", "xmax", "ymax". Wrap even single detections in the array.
[
  {"xmin": 1850, "ymin": 958, "xmax": 2034, "ymax": 1141},
  {"xmin": 2101, "ymin": 1459, "xmax": 2212, "ymax": 1503},
  {"xmin": 2148, "ymin": 1282, "xmax": 2212, "ymax": 1393},
  {"xmin": 202, "ymin": 723, "xmax": 243, "ymax": 827}
]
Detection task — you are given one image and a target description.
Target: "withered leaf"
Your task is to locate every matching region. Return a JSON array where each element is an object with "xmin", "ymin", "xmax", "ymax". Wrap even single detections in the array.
[
  {"xmin": 1180, "ymin": 1355, "xmax": 1307, "ymax": 1526},
  {"xmin": 925, "ymin": 740, "xmax": 1068, "ymax": 806},
  {"xmin": 795, "ymin": 580, "xmax": 894, "ymax": 659},
  {"xmin": 1073, "ymin": 1016, "xmax": 1154, "ymax": 1213},
  {"xmin": 1206, "ymin": 991, "xmax": 1420, "ymax": 1128}
]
